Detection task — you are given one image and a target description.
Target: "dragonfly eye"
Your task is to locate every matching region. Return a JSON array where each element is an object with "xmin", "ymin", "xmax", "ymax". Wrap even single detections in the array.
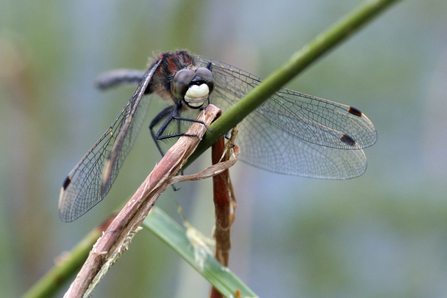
[
  {"xmin": 171, "ymin": 69, "xmax": 195, "ymax": 99},
  {"xmin": 195, "ymin": 67, "xmax": 215, "ymax": 93}
]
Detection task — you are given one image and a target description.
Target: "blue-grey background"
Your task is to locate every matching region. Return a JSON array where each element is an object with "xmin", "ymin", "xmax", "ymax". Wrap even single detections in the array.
[{"xmin": 1, "ymin": 0, "xmax": 447, "ymax": 297}]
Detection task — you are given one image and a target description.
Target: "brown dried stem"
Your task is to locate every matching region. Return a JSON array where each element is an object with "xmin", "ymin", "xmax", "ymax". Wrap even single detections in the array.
[
  {"xmin": 63, "ymin": 104, "xmax": 221, "ymax": 298},
  {"xmin": 210, "ymin": 129, "xmax": 238, "ymax": 298}
]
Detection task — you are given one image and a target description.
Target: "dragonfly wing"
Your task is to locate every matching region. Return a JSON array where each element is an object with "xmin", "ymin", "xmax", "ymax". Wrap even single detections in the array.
[
  {"xmin": 195, "ymin": 55, "xmax": 376, "ymax": 178},
  {"xmin": 58, "ymin": 59, "xmax": 161, "ymax": 222},
  {"xmin": 217, "ymin": 107, "xmax": 368, "ymax": 178}
]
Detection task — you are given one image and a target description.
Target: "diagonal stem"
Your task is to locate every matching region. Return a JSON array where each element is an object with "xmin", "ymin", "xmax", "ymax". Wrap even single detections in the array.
[{"xmin": 187, "ymin": 0, "xmax": 401, "ymax": 166}]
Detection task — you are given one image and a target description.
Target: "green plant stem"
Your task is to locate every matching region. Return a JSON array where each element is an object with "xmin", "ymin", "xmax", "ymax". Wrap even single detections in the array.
[
  {"xmin": 187, "ymin": 0, "xmax": 401, "ymax": 166},
  {"xmin": 22, "ymin": 216, "xmax": 115, "ymax": 298}
]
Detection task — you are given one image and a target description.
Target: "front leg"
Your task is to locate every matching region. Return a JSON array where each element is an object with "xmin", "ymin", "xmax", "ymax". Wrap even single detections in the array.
[
  {"xmin": 149, "ymin": 105, "xmax": 176, "ymax": 158},
  {"xmin": 149, "ymin": 102, "xmax": 207, "ymax": 189},
  {"xmin": 149, "ymin": 102, "xmax": 205, "ymax": 158}
]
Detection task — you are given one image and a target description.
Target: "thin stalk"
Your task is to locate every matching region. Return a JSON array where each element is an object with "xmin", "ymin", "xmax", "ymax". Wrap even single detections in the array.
[{"xmin": 210, "ymin": 136, "xmax": 234, "ymax": 298}]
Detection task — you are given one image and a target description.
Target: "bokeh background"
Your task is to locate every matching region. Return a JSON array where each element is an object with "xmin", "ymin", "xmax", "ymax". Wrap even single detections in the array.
[{"xmin": 1, "ymin": 0, "xmax": 447, "ymax": 297}]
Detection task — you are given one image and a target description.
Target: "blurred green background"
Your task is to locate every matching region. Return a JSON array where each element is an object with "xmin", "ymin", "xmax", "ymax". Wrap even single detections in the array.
[{"xmin": 1, "ymin": 0, "xmax": 447, "ymax": 297}]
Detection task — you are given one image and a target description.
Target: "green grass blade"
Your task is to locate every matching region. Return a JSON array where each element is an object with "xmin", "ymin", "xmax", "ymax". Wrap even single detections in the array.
[{"xmin": 142, "ymin": 207, "xmax": 258, "ymax": 298}]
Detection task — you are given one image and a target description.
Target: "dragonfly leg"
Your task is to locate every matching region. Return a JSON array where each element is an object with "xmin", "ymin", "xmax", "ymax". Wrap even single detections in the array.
[
  {"xmin": 149, "ymin": 105, "xmax": 176, "ymax": 157},
  {"xmin": 149, "ymin": 102, "xmax": 208, "ymax": 157},
  {"xmin": 149, "ymin": 102, "xmax": 204, "ymax": 191}
]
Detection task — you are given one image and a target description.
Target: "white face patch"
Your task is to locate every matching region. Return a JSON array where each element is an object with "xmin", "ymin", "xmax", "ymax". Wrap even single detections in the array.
[{"xmin": 184, "ymin": 84, "xmax": 209, "ymax": 108}]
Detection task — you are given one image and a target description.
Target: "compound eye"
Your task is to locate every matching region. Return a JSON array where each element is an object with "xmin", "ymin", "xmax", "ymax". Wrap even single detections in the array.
[
  {"xmin": 195, "ymin": 67, "xmax": 215, "ymax": 93},
  {"xmin": 172, "ymin": 69, "xmax": 195, "ymax": 99}
]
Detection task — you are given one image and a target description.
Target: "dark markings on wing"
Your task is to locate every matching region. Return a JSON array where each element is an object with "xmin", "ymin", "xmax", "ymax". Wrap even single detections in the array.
[
  {"xmin": 348, "ymin": 106, "xmax": 363, "ymax": 117},
  {"xmin": 194, "ymin": 55, "xmax": 377, "ymax": 179},
  {"xmin": 58, "ymin": 58, "xmax": 163, "ymax": 222},
  {"xmin": 340, "ymin": 134, "xmax": 357, "ymax": 147},
  {"xmin": 62, "ymin": 177, "xmax": 71, "ymax": 190}
]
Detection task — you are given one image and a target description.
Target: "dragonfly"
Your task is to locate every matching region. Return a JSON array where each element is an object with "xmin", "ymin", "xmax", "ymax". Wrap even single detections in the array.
[{"xmin": 59, "ymin": 50, "xmax": 377, "ymax": 222}]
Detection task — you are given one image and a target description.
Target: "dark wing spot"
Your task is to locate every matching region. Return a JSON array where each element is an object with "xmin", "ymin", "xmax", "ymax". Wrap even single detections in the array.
[
  {"xmin": 62, "ymin": 176, "xmax": 71, "ymax": 190},
  {"xmin": 348, "ymin": 106, "xmax": 363, "ymax": 117},
  {"xmin": 340, "ymin": 134, "xmax": 357, "ymax": 147}
]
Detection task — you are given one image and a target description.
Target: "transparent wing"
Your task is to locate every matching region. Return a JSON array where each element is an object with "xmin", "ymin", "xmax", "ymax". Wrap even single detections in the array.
[
  {"xmin": 195, "ymin": 55, "xmax": 377, "ymax": 178},
  {"xmin": 58, "ymin": 60, "xmax": 161, "ymax": 222}
]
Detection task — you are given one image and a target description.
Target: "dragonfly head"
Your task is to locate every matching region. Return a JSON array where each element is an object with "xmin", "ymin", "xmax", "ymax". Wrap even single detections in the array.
[{"xmin": 171, "ymin": 67, "xmax": 214, "ymax": 109}]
